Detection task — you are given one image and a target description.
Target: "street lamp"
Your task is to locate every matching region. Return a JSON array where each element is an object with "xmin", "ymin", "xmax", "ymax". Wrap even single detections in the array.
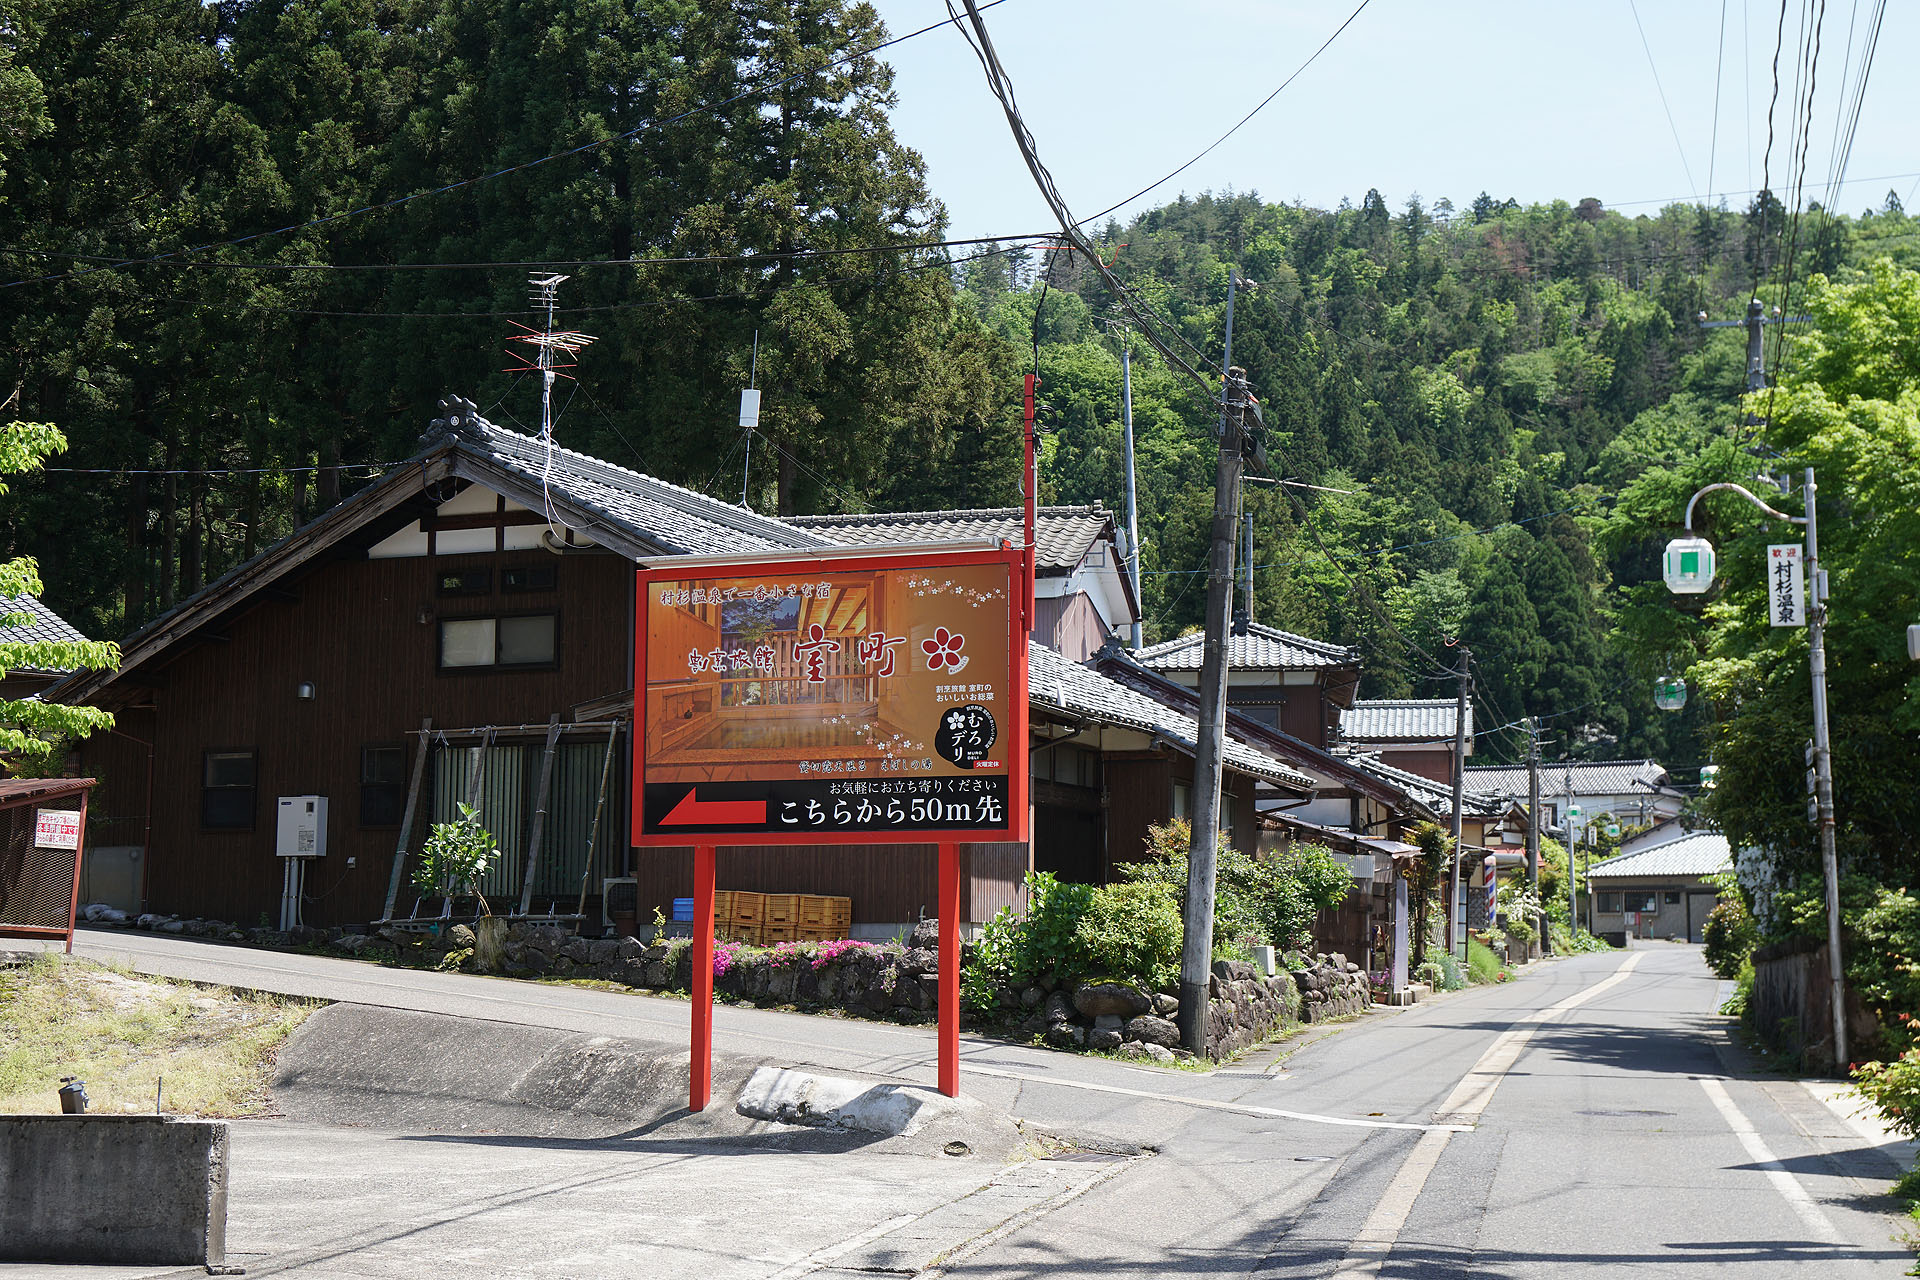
[
  {"xmin": 1670, "ymin": 468, "xmax": 1846, "ymax": 1071},
  {"xmin": 1653, "ymin": 677, "xmax": 1688, "ymax": 711}
]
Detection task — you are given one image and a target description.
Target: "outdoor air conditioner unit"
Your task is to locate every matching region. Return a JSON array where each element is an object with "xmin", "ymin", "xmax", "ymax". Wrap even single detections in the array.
[
  {"xmin": 601, "ymin": 877, "xmax": 638, "ymax": 931},
  {"xmin": 275, "ymin": 795, "xmax": 328, "ymax": 858}
]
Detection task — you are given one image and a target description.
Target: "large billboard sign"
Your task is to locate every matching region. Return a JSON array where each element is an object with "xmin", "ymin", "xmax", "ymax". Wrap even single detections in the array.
[{"xmin": 632, "ymin": 544, "xmax": 1029, "ymax": 845}]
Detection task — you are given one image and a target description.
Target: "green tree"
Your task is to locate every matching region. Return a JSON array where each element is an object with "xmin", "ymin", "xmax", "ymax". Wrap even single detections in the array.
[{"xmin": 0, "ymin": 421, "xmax": 118, "ymax": 767}]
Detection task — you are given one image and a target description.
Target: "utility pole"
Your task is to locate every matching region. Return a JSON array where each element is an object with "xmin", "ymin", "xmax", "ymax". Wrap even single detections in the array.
[
  {"xmin": 1565, "ymin": 762, "xmax": 1577, "ymax": 931},
  {"xmin": 1803, "ymin": 469, "xmax": 1847, "ymax": 1071},
  {"xmin": 1233, "ymin": 513, "xmax": 1253, "ymax": 634},
  {"xmin": 1446, "ymin": 645, "xmax": 1471, "ymax": 960},
  {"xmin": 1179, "ymin": 271, "xmax": 1248, "ymax": 1055},
  {"xmin": 1120, "ymin": 338, "xmax": 1143, "ymax": 649},
  {"xmin": 1526, "ymin": 717, "xmax": 1547, "ymax": 955}
]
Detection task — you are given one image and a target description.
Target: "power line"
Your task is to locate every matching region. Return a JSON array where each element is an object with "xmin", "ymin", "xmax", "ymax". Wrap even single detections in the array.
[
  {"xmin": 0, "ymin": 1, "xmax": 1011, "ymax": 292},
  {"xmin": 1626, "ymin": 0, "xmax": 1699, "ymax": 199},
  {"xmin": 1073, "ymin": 0, "xmax": 1374, "ymax": 230},
  {"xmin": 1708, "ymin": 0, "xmax": 1729, "ymax": 201}
]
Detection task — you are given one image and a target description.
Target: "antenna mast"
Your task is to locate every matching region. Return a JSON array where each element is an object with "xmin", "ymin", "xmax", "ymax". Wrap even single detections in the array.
[{"xmin": 506, "ymin": 274, "xmax": 597, "ymax": 526}]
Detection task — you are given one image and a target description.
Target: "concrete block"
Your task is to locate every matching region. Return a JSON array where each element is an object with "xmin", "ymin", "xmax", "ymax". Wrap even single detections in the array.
[{"xmin": 0, "ymin": 1115, "xmax": 228, "ymax": 1266}]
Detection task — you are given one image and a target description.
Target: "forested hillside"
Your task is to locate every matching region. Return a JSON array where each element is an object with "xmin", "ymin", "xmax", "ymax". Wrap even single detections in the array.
[{"xmin": 6, "ymin": 0, "xmax": 1918, "ymax": 773}]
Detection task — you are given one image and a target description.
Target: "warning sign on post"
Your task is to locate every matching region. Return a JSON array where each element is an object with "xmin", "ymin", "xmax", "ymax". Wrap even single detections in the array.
[
  {"xmin": 633, "ymin": 545, "xmax": 1029, "ymax": 845},
  {"xmin": 33, "ymin": 809, "xmax": 81, "ymax": 850}
]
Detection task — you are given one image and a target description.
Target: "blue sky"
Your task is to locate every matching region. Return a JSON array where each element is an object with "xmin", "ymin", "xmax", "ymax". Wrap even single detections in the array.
[{"xmin": 867, "ymin": 1, "xmax": 1920, "ymax": 241}]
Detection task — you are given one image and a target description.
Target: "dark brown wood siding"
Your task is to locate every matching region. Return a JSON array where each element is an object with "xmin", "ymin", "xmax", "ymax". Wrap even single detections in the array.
[{"xmin": 77, "ymin": 548, "xmax": 635, "ymax": 926}]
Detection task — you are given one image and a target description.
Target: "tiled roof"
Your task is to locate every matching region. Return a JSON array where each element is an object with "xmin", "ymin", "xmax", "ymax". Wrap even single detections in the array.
[
  {"xmin": 0, "ymin": 595, "xmax": 91, "ymax": 670},
  {"xmin": 1340, "ymin": 699, "xmax": 1471, "ymax": 743},
  {"xmin": 1588, "ymin": 831, "xmax": 1732, "ymax": 879},
  {"xmin": 1346, "ymin": 752, "xmax": 1506, "ymax": 819},
  {"xmin": 452, "ymin": 416, "xmax": 828, "ymax": 556},
  {"xmin": 1133, "ymin": 621, "xmax": 1358, "ymax": 672},
  {"xmin": 1463, "ymin": 758, "xmax": 1669, "ymax": 800},
  {"xmin": 792, "ymin": 506, "xmax": 1112, "ymax": 573},
  {"xmin": 1029, "ymin": 643, "xmax": 1314, "ymax": 791}
]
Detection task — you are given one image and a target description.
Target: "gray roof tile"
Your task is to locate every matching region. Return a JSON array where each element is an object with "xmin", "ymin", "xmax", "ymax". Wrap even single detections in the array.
[
  {"xmin": 0, "ymin": 594, "xmax": 91, "ymax": 671},
  {"xmin": 1463, "ymin": 758, "xmax": 1670, "ymax": 799},
  {"xmin": 1340, "ymin": 699, "xmax": 1471, "ymax": 743},
  {"xmin": 793, "ymin": 506, "xmax": 1112, "ymax": 573},
  {"xmin": 457, "ymin": 417, "xmax": 827, "ymax": 556},
  {"xmin": 1588, "ymin": 831, "xmax": 1732, "ymax": 879},
  {"xmin": 1345, "ymin": 752, "xmax": 1506, "ymax": 819},
  {"xmin": 1134, "ymin": 621, "xmax": 1358, "ymax": 672},
  {"xmin": 1029, "ymin": 643, "xmax": 1314, "ymax": 790}
]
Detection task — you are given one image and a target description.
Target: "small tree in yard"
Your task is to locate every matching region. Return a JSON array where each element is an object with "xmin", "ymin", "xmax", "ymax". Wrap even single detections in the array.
[
  {"xmin": 0, "ymin": 420, "xmax": 118, "ymax": 770},
  {"xmin": 1407, "ymin": 822, "xmax": 1451, "ymax": 969},
  {"xmin": 413, "ymin": 803, "xmax": 498, "ymax": 914}
]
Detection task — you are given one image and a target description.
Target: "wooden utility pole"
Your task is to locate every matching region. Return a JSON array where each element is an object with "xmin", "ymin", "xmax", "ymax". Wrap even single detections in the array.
[{"xmin": 1178, "ymin": 274, "xmax": 1249, "ymax": 1055}]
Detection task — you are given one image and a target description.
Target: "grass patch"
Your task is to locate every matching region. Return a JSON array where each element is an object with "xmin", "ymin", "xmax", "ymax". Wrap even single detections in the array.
[
  {"xmin": 1467, "ymin": 939, "xmax": 1509, "ymax": 985},
  {"xmin": 0, "ymin": 955, "xmax": 319, "ymax": 1116}
]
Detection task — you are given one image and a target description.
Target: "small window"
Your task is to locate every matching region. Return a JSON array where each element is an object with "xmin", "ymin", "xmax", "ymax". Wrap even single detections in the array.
[
  {"xmin": 203, "ymin": 750, "xmax": 257, "ymax": 829},
  {"xmin": 360, "ymin": 746, "xmax": 408, "ymax": 827},
  {"xmin": 440, "ymin": 617, "xmax": 496, "ymax": 667},
  {"xmin": 1664, "ymin": 890, "xmax": 1681, "ymax": 906},
  {"xmin": 1172, "ymin": 781, "xmax": 1192, "ymax": 821},
  {"xmin": 1624, "ymin": 891, "xmax": 1658, "ymax": 913},
  {"xmin": 1597, "ymin": 891, "xmax": 1623, "ymax": 914},
  {"xmin": 439, "ymin": 613, "xmax": 557, "ymax": 669},
  {"xmin": 503, "ymin": 563, "xmax": 557, "ymax": 593},
  {"xmin": 437, "ymin": 567, "xmax": 490, "ymax": 596}
]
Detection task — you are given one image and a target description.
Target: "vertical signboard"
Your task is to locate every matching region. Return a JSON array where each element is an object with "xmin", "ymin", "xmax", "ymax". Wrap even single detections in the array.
[
  {"xmin": 1768, "ymin": 543, "xmax": 1805, "ymax": 628},
  {"xmin": 633, "ymin": 545, "xmax": 1028, "ymax": 847}
]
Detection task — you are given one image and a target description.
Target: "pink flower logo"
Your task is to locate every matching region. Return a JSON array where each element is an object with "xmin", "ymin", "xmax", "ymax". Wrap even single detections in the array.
[{"xmin": 922, "ymin": 627, "xmax": 968, "ymax": 672}]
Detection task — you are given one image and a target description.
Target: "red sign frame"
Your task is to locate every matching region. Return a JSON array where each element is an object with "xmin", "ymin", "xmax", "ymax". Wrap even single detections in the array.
[
  {"xmin": 631, "ymin": 543, "xmax": 1030, "ymax": 848},
  {"xmin": 631, "ymin": 543, "xmax": 1031, "ymax": 1110}
]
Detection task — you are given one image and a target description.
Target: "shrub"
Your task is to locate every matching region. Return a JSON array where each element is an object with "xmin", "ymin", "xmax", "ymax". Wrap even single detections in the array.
[
  {"xmin": 1466, "ymin": 938, "xmax": 1505, "ymax": 985},
  {"xmin": 1122, "ymin": 820, "xmax": 1349, "ymax": 952},
  {"xmin": 1854, "ymin": 1045, "xmax": 1920, "ymax": 1143},
  {"xmin": 1702, "ymin": 894, "xmax": 1759, "ymax": 980},
  {"xmin": 1073, "ymin": 881, "xmax": 1182, "ymax": 991},
  {"xmin": 963, "ymin": 870, "xmax": 1093, "ymax": 1012},
  {"xmin": 413, "ymin": 802, "xmax": 497, "ymax": 910},
  {"xmin": 1720, "ymin": 956, "xmax": 1755, "ymax": 1017}
]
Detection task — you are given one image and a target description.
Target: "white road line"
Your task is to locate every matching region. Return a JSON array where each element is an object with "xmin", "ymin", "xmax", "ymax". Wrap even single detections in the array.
[
  {"xmin": 962, "ymin": 1065, "xmax": 1465, "ymax": 1132},
  {"xmin": 1699, "ymin": 1077, "xmax": 1847, "ymax": 1245},
  {"xmin": 1330, "ymin": 952, "xmax": 1648, "ymax": 1276}
]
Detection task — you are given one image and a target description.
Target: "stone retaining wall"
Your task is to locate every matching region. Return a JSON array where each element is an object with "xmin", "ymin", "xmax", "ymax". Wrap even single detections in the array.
[{"xmin": 82, "ymin": 908, "xmax": 1369, "ymax": 1061}]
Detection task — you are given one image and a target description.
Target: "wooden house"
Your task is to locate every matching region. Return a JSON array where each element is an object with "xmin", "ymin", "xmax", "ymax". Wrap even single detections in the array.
[{"xmin": 54, "ymin": 404, "xmax": 1332, "ymax": 937}]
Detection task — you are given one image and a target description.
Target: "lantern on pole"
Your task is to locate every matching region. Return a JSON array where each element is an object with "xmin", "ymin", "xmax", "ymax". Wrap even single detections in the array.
[
  {"xmin": 1663, "ymin": 535, "xmax": 1716, "ymax": 594},
  {"xmin": 1700, "ymin": 764, "xmax": 1720, "ymax": 789},
  {"xmin": 1653, "ymin": 677, "xmax": 1688, "ymax": 711}
]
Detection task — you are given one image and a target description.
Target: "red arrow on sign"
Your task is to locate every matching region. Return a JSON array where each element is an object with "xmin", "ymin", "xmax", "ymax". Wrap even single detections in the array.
[{"xmin": 660, "ymin": 790, "xmax": 767, "ymax": 826}]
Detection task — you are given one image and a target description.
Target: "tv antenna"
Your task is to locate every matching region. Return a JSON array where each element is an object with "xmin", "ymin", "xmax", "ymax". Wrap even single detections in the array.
[{"xmin": 506, "ymin": 273, "xmax": 597, "ymax": 529}]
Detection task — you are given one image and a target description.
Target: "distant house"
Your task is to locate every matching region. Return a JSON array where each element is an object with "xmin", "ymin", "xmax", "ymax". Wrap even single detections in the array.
[
  {"xmin": 1586, "ymin": 829, "xmax": 1732, "ymax": 944},
  {"xmin": 1133, "ymin": 622, "xmax": 1361, "ymax": 749},
  {"xmin": 794, "ymin": 505, "xmax": 1136, "ymax": 661},
  {"xmin": 1337, "ymin": 698, "xmax": 1471, "ymax": 786},
  {"xmin": 0, "ymin": 594, "xmax": 95, "ymax": 701},
  {"xmin": 1463, "ymin": 757, "xmax": 1685, "ymax": 833}
]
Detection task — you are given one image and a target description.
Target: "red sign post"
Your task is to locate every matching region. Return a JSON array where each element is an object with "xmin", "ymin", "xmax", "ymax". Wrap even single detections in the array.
[{"xmin": 633, "ymin": 545, "xmax": 1029, "ymax": 1109}]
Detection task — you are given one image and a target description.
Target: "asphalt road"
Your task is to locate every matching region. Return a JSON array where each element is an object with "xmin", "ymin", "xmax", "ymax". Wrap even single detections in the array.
[{"xmin": 15, "ymin": 929, "xmax": 1918, "ymax": 1277}]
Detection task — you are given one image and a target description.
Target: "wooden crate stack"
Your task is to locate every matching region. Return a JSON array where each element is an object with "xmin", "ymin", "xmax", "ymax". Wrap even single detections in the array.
[
  {"xmin": 710, "ymin": 890, "xmax": 851, "ymax": 944},
  {"xmin": 798, "ymin": 894, "xmax": 853, "ymax": 942}
]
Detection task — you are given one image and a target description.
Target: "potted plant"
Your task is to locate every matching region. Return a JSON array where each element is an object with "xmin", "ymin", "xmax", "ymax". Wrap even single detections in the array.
[{"xmin": 414, "ymin": 802, "xmax": 505, "ymax": 968}]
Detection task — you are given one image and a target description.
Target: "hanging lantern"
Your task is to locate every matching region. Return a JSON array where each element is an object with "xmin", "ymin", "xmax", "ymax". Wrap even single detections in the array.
[
  {"xmin": 1663, "ymin": 535, "xmax": 1716, "ymax": 594},
  {"xmin": 1654, "ymin": 676, "xmax": 1688, "ymax": 711},
  {"xmin": 1605, "ymin": 822, "xmax": 1621, "ymax": 839},
  {"xmin": 1700, "ymin": 764, "xmax": 1720, "ymax": 789}
]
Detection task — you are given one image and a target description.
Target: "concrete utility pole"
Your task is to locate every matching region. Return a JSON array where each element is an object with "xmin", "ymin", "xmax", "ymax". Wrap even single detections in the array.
[
  {"xmin": 1179, "ymin": 273, "xmax": 1249, "ymax": 1055},
  {"xmin": 1565, "ymin": 763, "xmax": 1577, "ymax": 931},
  {"xmin": 1802, "ymin": 470, "xmax": 1847, "ymax": 1071},
  {"xmin": 1526, "ymin": 717, "xmax": 1548, "ymax": 955},
  {"xmin": 1446, "ymin": 646, "xmax": 1471, "ymax": 960},
  {"xmin": 1120, "ymin": 339, "xmax": 1143, "ymax": 650}
]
